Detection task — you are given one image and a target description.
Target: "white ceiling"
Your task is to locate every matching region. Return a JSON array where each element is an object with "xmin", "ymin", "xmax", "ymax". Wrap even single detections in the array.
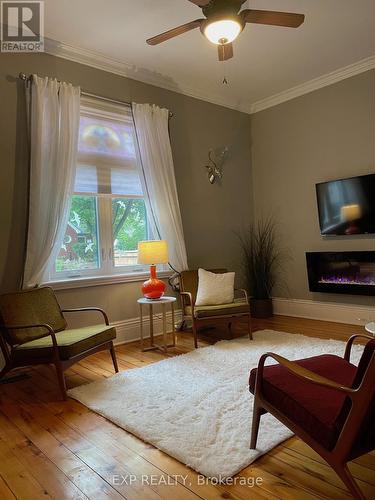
[{"xmin": 44, "ymin": 0, "xmax": 375, "ymax": 113}]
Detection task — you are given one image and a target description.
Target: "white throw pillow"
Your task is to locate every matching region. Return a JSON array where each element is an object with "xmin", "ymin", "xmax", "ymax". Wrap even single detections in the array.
[{"xmin": 195, "ymin": 268, "xmax": 235, "ymax": 306}]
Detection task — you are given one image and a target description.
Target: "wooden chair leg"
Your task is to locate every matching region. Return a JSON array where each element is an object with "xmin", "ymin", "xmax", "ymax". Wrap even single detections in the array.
[
  {"xmin": 247, "ymin": 314, "xmax": 253, "ymax": 340},
  {"xmin": 331, "ymin": 462, "xmax": 365, "ymax": 500},
  {"xmin": 54, "ymin": 361, "xmax": 67, "ymax": 401},
  {"xmin": 192, "ymin": 319, "xmax": 198, "ymax": 349},
  {"xmin": 228, "ymin": 321, "xmax": 233, "ymax": 339},
  {"xmin": 110, "ymin": 342, "xmax": 119, "ymax": 373},
  {"xmin": 0, "ymin": 362, "xmax": 12, "ymax": 380},
  {"xmin": 178, "ymin": 320, "xmax": 186, "ymax": 332},
  {"xmin": 250, "ymin": 398, "xmax": 263, "ymax": 449}
]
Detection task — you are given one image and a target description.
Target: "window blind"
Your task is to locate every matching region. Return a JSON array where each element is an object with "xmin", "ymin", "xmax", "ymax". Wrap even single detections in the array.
[{"xmin": 74, "ymin": 100, "xmax": 143, "ymax": 198}]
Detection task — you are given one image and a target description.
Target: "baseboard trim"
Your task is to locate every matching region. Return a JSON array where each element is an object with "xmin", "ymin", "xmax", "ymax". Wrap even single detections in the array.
[
  {"xmin": 272, "ymin": 297, "xmax": 375, "ymax": 326},
  {"xmin": 111, "ymin": 309, "xmax": 183, "ymax": 345},
  {"xmin": 111, "ymin": 298, "xmax": 374, "ymax": 344}
]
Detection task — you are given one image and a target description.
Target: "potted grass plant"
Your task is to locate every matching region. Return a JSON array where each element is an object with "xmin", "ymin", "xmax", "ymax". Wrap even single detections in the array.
[{"xmin": 239, "ymin": 217, "xmax": 286, "ymax": 318}]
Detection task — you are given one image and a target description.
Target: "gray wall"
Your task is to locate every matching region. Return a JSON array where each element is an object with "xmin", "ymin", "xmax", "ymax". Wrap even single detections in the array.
[
  {"xmin": 251, "ymin": 69, "xmax": 375, "ymax": 306},
  {"xmin": 0, "ymin": 52, "xmax": 253, "ymax": 325},
  {"xmin": 2, "ymin": 52, "xmax": 373, "ymax": 324}
]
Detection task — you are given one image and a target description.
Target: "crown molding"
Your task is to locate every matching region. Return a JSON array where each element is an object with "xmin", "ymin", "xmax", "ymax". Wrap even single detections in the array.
[
  {"xmin": 44, "ymin": 37, "xmax": 249, "ymax": 114},
  {"xmin": 250, "ymin": 54, "xmax": 375, "ymax": 114},
  {"xmin": 44, "ymin": 38, "xmax": 375, "ymax": 116}
]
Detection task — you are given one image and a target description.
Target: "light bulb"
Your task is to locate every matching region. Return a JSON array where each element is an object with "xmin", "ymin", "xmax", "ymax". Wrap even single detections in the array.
[{"xmin": 204, "ymin": 19, "xmax": 242, "ymax": 45}]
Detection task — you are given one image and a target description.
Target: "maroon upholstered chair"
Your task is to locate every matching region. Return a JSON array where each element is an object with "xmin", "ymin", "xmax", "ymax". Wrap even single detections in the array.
[{"xmin": 249, "ymin": 334, "xmax": 375, "ymax": 500}]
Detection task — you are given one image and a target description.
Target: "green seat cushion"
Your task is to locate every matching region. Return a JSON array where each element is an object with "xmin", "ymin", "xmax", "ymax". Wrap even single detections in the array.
[
  {"xmin": 186, "ymin": 302, "xmax": 250, "ymax": 319},
  {"xmin": 14, "ymin": 324, "xmax": 116, "ymax": 361}
]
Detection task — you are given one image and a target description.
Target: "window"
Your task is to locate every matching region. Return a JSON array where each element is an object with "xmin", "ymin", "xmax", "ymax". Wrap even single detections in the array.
[{"xmin": 49, "ymin": 97, "xmax": 156, "ymax": 282}]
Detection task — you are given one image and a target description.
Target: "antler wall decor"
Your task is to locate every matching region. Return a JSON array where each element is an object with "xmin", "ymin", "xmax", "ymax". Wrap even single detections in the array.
[{"xmin": 205, "ymin": 147, "xmax": 228, "ymax": 184}]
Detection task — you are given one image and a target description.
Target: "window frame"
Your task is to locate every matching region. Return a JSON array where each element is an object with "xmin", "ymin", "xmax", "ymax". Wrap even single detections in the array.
[
  {"xmin": 53, "ymin": 194, "xmax": 102, "ymax": 280},
  {"xmin": 44, "ymin": 268, "xmax": 172, "ymax": 291},
  {"xmin": 43, "ymin": 97, "xmax": 168, "ymax": 286}
]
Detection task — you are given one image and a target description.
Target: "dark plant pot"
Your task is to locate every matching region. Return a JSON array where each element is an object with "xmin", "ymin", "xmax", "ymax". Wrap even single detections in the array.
[{"xmin": 250, "ymin": 298, "xmax": 273, "ymax": 319}]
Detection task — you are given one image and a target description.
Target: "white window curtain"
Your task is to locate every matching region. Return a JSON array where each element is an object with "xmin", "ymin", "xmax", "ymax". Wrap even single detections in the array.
[
  {"xmin": 23, "ymin": 75, "xmax": 81, "ymax": 287},
  {"xmin": 132, "ymin": 103, "xmax": 188, "ymax": 272}
]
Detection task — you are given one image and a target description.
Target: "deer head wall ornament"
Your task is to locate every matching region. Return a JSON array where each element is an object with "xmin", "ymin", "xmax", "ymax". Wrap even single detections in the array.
[{"xmin": 205, "ymin": 147, "xmax": 228, "ymax": 184}]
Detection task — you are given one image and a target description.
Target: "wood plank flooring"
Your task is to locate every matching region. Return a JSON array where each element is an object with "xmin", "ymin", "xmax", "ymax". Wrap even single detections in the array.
[{"xmin": 0, "ymin": 315, "xmax": 374, "ymax": 499}]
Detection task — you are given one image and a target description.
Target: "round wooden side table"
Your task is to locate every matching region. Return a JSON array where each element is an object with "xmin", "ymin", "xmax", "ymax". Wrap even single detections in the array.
[{"xmin": 137, "ymin": 296, "xmax": 177, "ymax": 352}]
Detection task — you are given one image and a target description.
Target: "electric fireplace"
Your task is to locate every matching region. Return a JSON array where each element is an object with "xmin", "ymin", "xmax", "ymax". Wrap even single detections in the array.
[{"xmin": 306, "ymin": 251, "xmax": 375, "ymax": 296}]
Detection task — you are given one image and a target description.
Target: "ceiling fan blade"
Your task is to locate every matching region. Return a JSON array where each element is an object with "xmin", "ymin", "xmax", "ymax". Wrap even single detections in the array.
[
  {"xmin": 147, "ymin": 19, "xmax": 203, "ymax": 45},
  {"xmin": 188, "ymin": 0, "xmax": 211, "ymax": 6},
  {"xmin": 241, "ymin": 9, "xmax": 305, "ymax": 28},
  {"xmin": 218, "ymin": 42, "xmax": 233, "ymax": 62}
]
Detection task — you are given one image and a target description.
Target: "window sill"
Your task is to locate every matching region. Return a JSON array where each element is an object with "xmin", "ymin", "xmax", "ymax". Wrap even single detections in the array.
[{"xmin": 43, "ymin": 270, "xmax": 173, "ymax": 291}]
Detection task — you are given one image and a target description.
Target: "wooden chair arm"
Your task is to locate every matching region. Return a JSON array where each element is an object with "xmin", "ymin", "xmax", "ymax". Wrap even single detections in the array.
[
  {"xmin": 255, "ymin": 352, "xmax": 356, "ymax": 397},
  {"xmin": 180, "ymin": 291, "xmax": 193, "ymax": 303},
  {"xmin": 4, "ymin": 323, "xmax": 59, "ymax": 348},
  {"xmin": 62, "ymin": 307, "xmax": 110, "ymax": 325},
  {"xmin": 235, "ymin": 288, "xmax": 249, "ymax": 304},
  {"xmin": 180, "ymin": 292, "xmax": 194, "ymax": 316},
  {"xmin": 344, "ymin": 333, "xmax": 374, "ymax": 362}
]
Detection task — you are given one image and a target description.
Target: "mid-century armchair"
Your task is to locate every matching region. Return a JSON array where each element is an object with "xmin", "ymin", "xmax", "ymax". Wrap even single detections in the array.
[
  {"xmin": 0, "ymin": 287, "xmax": 118, "ymax": 400},
  {"xmin": 179, "ymin": 269, "xmax": 252, "ymax": 348},
  {"xmin": 249, "ymin": 334, "xmax": 375, "ymax": 499}
]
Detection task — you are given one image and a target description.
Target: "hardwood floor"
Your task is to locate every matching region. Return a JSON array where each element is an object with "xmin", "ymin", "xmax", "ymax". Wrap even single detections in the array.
[{"xmin": 0, "ymin": 315, "xmax": 374, "ymax": 499}]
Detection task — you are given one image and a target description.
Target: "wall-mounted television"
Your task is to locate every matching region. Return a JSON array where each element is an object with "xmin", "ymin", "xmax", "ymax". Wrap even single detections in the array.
[{"xmin": 316, "ymin": 173, "xmax": 375, "ymax": 236}]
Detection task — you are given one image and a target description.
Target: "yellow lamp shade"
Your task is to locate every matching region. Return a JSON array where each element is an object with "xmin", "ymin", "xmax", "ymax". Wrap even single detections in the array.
[
  {"xmin": 137, "ymin": 240, "xmax": 169, "ymax": 265},
  {"xmin": 340, "ymin": 204, "xmax": 362, "ymax": 222}
]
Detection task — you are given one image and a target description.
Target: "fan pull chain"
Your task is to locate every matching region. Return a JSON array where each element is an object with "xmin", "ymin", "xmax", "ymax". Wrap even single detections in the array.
[{"xmin": 222, "ymin": 59, "xmax": 228, "ymax": 85}]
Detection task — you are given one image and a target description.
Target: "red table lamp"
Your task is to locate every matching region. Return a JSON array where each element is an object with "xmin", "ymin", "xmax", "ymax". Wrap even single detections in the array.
[{"xmin": 138, "ymin": 240, "xmax": 169, "ymax": 299}]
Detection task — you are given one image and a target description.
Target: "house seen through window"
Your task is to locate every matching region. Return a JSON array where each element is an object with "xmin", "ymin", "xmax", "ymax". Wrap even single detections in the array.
[{"xmin": 52, "ymin": 98, "xmax": 152, "ymax": 280}]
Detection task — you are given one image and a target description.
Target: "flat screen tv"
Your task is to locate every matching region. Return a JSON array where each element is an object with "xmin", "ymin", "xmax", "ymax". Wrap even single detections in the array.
[{"xmin": 316, "ymin": 173, "xmax": 375, "ymax": 235}]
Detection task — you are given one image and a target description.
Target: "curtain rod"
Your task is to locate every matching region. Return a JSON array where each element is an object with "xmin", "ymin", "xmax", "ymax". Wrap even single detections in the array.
[{"xmin": 18, "ymin": 72, "xmax": 174, "ymax": 118}]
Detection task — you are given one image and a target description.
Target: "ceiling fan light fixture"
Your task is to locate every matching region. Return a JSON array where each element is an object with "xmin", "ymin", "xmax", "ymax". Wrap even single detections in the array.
[{"xmin": 204, "ymin": 19, "xmax": 242, "ymax": 45}]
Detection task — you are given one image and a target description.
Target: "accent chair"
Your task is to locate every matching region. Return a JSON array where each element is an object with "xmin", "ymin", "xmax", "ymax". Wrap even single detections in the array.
[
  {"xmin": 179, "ymin": 268, "xmax": 252, "ymax": 348},
  {"xmin": 0, "ymin": 287, "xmax": 118, "ymax": 400},
  {"xmin": 249, "ymin": 334, "xmax": 375, "ymax": 500}
]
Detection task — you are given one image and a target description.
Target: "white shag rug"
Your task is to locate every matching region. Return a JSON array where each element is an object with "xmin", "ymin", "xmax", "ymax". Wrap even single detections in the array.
[{"xmin": 68, "ymin": 330, "xmax": 363, "ymax": 478}]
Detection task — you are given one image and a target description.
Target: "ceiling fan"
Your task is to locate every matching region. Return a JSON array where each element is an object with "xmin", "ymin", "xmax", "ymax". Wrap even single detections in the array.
[{"xmin": 146, "ymin": 0, "xmax": 305, "ymax": 61}]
